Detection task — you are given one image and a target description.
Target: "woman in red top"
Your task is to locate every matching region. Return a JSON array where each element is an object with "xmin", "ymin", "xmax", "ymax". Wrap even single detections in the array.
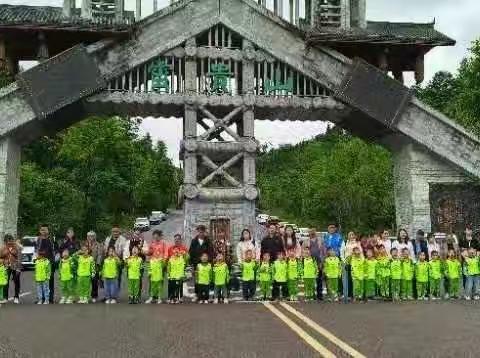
[
  {"xmin": 148, "ymin": 230, "xmax": 169, "ymax": 259},
  {"xmin": 167, "ymin": 234, "xmax": 188, "ymax": 258}
]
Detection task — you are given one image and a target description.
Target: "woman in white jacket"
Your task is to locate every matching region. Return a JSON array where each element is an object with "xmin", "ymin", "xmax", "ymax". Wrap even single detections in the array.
[
  {"xmin": 236, "ymin": 229, "xmax": 258, "ymax": 263},
  {"xmin": 392, "ymin": 229, "xmax": 416, "ymax": 262}
]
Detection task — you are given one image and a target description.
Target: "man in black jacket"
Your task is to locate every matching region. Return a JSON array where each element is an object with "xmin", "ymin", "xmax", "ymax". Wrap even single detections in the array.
[
  {"xmin": 36, "ymin": 224, "xmax": 58, "ymax": 303},
  {"xmin": 261, "ymin": 223, "xmax": 284, "ymax": 262},
  {"xmin": 188, "ymin": 225, "xmax": 213, "ymax": 301}
]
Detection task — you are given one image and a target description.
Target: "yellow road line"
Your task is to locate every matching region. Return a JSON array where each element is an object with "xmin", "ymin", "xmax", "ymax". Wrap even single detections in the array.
[
  {"xmin": 279, "ymin": 302, "xmax": 367, "ymax": 358},
  {"xmin": 263, "ymin": 302, "xmax": 336, "ymax": 358}
]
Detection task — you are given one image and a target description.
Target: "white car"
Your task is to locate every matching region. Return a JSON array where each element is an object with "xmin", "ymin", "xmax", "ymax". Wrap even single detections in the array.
[
  {"xmin": 134, "ymin": 217, "xmax": 150, "ymax": 231},
  {"xmin": 21, "ymin": 236, "xmax": 37, "ymax": 270},
  {"xmin": 256, "ymin": 213, "xmax": 270, "ymax": 224},
  {"xmin": 149, "ymin": 211, "xmax": 166, "ymax": 225},
  {"xmin": 298, "ymin": 228, "xmax": 311, "ymax": 241}
]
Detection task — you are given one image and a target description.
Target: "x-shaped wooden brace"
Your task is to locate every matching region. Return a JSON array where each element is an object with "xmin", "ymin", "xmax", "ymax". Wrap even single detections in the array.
[
  {"xmin": 198, "ymin": 106, "xmax": 243, "ymax": 141},
  {"xmin": 199, "ymin": 152, "xmax": 244, "ymax": 188}
]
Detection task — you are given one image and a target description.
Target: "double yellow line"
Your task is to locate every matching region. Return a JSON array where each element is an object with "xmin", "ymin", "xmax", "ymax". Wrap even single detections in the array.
[{"xmin": 263, "ymin": 302, "xmax": 367, "ymax": 358}]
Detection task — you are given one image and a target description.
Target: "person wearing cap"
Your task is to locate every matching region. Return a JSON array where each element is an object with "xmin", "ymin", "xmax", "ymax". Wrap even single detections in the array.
[
  {"xmin": 86, "ymin": 231, "xmax": 104, "ymax": 303},
  {"xmin": 323, "ymin": 223, "xmax": 343, "ymax": 257},
  {"xmin": 0, "ymin": 234, "xmax": 22, "ymax": 304}
]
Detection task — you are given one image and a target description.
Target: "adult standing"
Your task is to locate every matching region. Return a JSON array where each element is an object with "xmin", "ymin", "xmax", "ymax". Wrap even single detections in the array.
[
  {"xmin": 167, "ymin": 234, "xmax": 188, "ymax": 258},
  {"xmin": 1, "ymin": 234, "xmax": 22, "ymax": 303},
  {"xmin": 340, "ymin": 231, "xmax": 362, "ymax": 298},
  {"xmin": 36, "ymin": 224, "xmax": 58, "ymax": 303},
  {"xmin": 148, "ymin": 230, "xmax": 169, "ymax": 259},
  {"xmin": 212, "ymin": 228, "xmax": 233, "ymax": 267},
  {"xmin": 86, "ymin": 231, "xmax": 104, "ymax": 303},
  {"xmin": 374, "ymin": 230, "xmax": 392, "ymax": 256},
  {"xmin": 413, "ymin": 230, "xmax": 429, "ymax": 260},
  {"xmin": 308, "ymin": 229, "xmax": 326, "ymax": 301},
  {"xmin": 189, "ymin": 225, "xmax": 214, "ymax": 302},
  {"xmin": 236, "ymin": 229, "xmax": 258, "ymax": 263},
  {"xmin": 58, "ymin": 228, "xmax": 79, "ymax": 256},
  {"xmin": 459, "ymin": 225, "xmax": 480, "ymax": 250},
  {"xmin": 260, "ymin": 223, "xmax": 284, "ymax": 262},
  {"xmin": 283, "ymin": 225, "xmax": 301, "ymax": 258},
  {"xmin": 104, "ymin": 225, "xmax": 128, "ymax": 288},
  {"xmin": 392, "ymin": 229, "xmax": 415, "ymax": 261},
  {"xmin": 323, "ymin": 223, "xmax": 343, "ymax": 257}
]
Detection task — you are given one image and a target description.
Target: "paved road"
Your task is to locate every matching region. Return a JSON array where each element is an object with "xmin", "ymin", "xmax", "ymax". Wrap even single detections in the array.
[{"xmin": 141, "ymin": 209, "xmax": 185, "ymax": 243}]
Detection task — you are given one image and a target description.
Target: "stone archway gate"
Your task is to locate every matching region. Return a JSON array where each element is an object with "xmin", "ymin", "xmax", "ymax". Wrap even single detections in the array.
[{"xmin": 0, "ymin": 0, "xmax": 479, "ymax": 240}]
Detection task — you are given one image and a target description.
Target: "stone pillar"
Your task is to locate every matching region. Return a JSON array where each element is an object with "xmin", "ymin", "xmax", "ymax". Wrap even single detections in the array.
[
  {"xmin": 62, "ymin": 0, "xmax": 74, "ymax": 18},
  {"xmin": 136, "ymin": 0, "xmax": 142, "ymax": 21},
  {"xmin": 415, "ymin": 54, "xmax": 425, "ymax": 84},
  {"xmin": 81, "ymin": 0, "xmax": 92, "ymax": 19},
  {"xmin": 350, "ymin": 0, "xmax": 366, "ymax": 28},
  {"xmin": 115, "ymin": 0, "xmax": 124, "ymax": 22},
  {"xmin": 0, "ymin": 137, "xmax": 21, "ymax": 244},
  {"xmin": 37, "ymin": 32, "xmax": 49, "ymax": 61},
  {"xmin": 340, "ymin": 0, "xmax": 351, "ymax": 29}
]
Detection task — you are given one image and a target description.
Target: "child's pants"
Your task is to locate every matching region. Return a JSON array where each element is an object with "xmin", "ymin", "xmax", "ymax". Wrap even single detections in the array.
[
  {"xmin": 464, "ymin": 275, "xmax": 479, "ymax": 297},
  {"xmin": 352, "ymin": 279, "xmax": 363, "ymax": 299},
  {"xmin": 326, "ymin": 278, "xmax": 339, "ymax": 299},
  {"xmin": 149, "ymin": 280, "xmax": 162, "ymax": 299},
  {"xmin": 364, "ymin": 279, "xmax": 376, "ymax": 298},
  {"xmin": 77, "ymin": 276, "xmax": 91, "ymax": 298},
  {"xmin": 378, "ymin": 277, "xmax": 390, "ymax": 298},
  {"xmin": 215, "ymin": 285, "xmax": 227, "ymax": 300},
  {"xmin": 242, "ymin": 280, "xmax": 256, "ymax": 300},
  {"xmin": 401, "ymin": 279, "xmax": 413, "ymax": 299},
  {"xmin": 36, "ymin": 281, "xmax": 49, "ymax": 302},
  {"xmin": 60, "ymin": 279, "xmax": 75, "ymax": 298},
  {"xmin": 0, "ymin": 284, "xmax": 5, "ymax": 300},
  {"xmin": 448, "ymin": 278, "xmax": 460, "ymax": 297},
  {"xmin": 287, "ymin": 279, "xmax": 298, "ymax": 298},
  {"xmin": 198, "ymin": 284, "xmax": 209, "ymax": 301},
  {"xmin": 104, "ymin": 278, "xmax": 118, "ymax": 299},
  {"xmin": 391, "ymin": 279, "xmax": 401, "ymax": 300},
  {"xmin": 429, "ymin": 278, "xmax": 441, "ymax": 297},
  {"xmin": 416, "ymin": 281, "xmax": 428, "ymax": 298},
  {"xmin": 303, "ymin": 278, "xmax": 316, "ymax": 299},
  {"xmin": 128, "ymin": 279, "xmax": 140, "ymax": 299},
  {"xmin": 168, "ymin": 280, "xmax": 182, "ymax": 300},
  {"xmin": 272, "ymin": 281, "xmax": 288, "ymax": 299},
  {"xmin": 259, "ymin": 280, "xmax": 272, "ymax": 299}
]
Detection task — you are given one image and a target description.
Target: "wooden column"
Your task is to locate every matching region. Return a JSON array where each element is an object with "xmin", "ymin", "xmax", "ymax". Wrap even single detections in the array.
[
  {"xmin": 136, "ymin": 0, "xmax": 142, "ymax": 21},
  {"xmin": 242, "ymin": 39, "xmax": 256, "ymax": 190},
  {"xmin": 378, "ymin": 49, "xmax": 388, "ymax": 72},
  {"xmin": 81, "ymin": 0, "xmax": 92, "ymax": 19},
  {"xmin": 37, "ymin": 32, "xmax": 49, "ymax": 61},
  {"xmin": 340, "ymin": 0, "xmax": 351, "ymax": 29},
  {"xmin": 415, "ymin": 54, "xmax": 425, "ymax": 84},
  {"xmin": 115, "ymin": 0, "xmax": 124, "ymax": 22},
  {"xmin": 393, "ymin": 68, "xmax": 404, "ymax": 84},
  {"xmin": 62, "ymin": 0, "xmax": 74, "ymax": 18},
  {"xmin": 153, "ymin": 0, "xmax": 158, "ymax": 12}
]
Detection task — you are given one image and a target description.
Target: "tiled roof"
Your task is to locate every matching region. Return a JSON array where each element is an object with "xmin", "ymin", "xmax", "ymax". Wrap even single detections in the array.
[
  {"xmin": 0, "ymin": 4, "xmax": 133, "ymax": 31},
  {"xmin": 307, "ymin": 21, "xmax": 455, "ymax": 46}
]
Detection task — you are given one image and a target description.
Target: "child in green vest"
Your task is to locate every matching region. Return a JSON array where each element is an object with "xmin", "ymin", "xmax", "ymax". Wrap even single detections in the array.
[
  {"xmin": 241, "ymin": 249, "xmax": 257, "ymax": 301},
  {"xmin": 463, "ymin": 248, "xmax": 479, "ymax": 300},
  {"xmin": 349, "ymin": 247, "xmax": 364, "ymax": 301},
  {"xmin": 35, "ymin": 251, "xmax": 51, "ymax": 305},
  {"xmin": 258, "ymin": 252, "xmax": 272, "ymax": 301},
  {"xmin": 376, "ymin": 246, "xmax": 390, "ymax": 300},
  {"xmin": 301, "ymin": 248, "xmax": 318, "ymax": 301},
  {"xmin": 364, "ymin": 249, "xmax": 377, "ymax": 300},
  {"xmin": 126, "ymin": 246, "xmax": 143, "ymax": 304},
  {"xmin": 444, "ymin": 249, "xmax": 461, "ymax": 299},
  {"xmin": 272, "ymin": 251, "xmax": 288, "ymax": 301},
  {"xmin": 415, "ymin": 251, "xmax": 429, "ymax": 300},
  {"xmin": 401, "ymin": 248, "xmax": 414, "ymax": 300},
  {"xmin": 76, "ymin": 244, "xmax": 96, "ymax": 304},
  {"xmin": 146, "ymin": 255, "xmax": 165, "ymax": 304},
  {"xmin": 390, "ymin": 248, "xmax": 402, "ymax": 301},
  {"xmin": 59, "ymin": 249, "xmax": 75, "ymax": 304},
  {"xmin": 429, "ymin": 250, "xmax": 442, "ymax": 300},
  {"xmin": 0, "ymin": 258, "xmax": 8, "ymax": 304},
  {"xmin": 168, "ymin": 249, "xmax": 187, "ymax": 304},
  {"xmin": 102, "ymin": 247, "xmax": 121, "ymax": 304},
  {"xmin": 324, "ymin": 248, "xmax": 341, "ymax": 301},
  {"xmin": 287, "ymin": 250, "xmax": 300, "ymax": 301},
  {"xmin": 196, "ymin": 253, "xmax": 212, "ymax": 304},
  {"xmin": 213, "ymin": 253, "xmax": 230, "ymax": 304}
]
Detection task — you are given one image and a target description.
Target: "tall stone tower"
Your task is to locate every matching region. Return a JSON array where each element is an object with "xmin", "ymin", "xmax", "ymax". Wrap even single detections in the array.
[{"xmin": 315, "ymin": 0, "xmax": 366, "ymax": 29}]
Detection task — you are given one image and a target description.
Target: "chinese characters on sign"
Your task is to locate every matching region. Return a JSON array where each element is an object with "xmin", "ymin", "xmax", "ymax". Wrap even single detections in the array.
[
  {"xmin": 149, "ymin": 59, "xmax": 171, "ymax": 93},
  {"xmin": 208, "ymin": 64, "xmax": 231, "ymax": 94},
  {"xmin": 264, "ymin": 68, "xmax": 293, "ymax": 96}
]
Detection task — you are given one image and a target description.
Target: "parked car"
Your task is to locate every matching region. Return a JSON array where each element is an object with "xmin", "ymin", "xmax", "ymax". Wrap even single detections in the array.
[
  {"xmin": 298, "ymin": 227, "xmax": 310, "ymax": 242},
  {"xmin": 256, "ymin": 213, "xmax": 270, "ymax": 224},
  {"xmin": 149, "ymin": 211, "xmax": 166, "ymax": 225},
  {"xmin": 134, "ymin": 217, "xmax": 150, "ymax": 232},
  {"xmin": 21, "ymin": 236, "xmax": 37, "ymax": 270}
]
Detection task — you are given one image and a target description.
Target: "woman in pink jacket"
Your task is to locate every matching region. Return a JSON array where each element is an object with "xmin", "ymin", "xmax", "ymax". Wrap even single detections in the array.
[{"xmin": 283, "ymin": 225, "xmax": 302, "ymax": 258}]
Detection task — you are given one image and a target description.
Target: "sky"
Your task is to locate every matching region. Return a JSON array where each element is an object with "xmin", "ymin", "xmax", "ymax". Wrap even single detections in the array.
[{"xmin": 3, "ymin": 0, "xmax": 478, "ymax": 164}]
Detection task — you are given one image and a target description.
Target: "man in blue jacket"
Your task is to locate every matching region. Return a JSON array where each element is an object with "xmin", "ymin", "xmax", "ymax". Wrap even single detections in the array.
[{"xmin": 323, "ymin": 223, "xmax": 343, "ymax": 257}]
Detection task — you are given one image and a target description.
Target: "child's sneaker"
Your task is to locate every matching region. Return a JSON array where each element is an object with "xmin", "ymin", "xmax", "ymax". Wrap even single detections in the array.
[
  {"xmin": 423, "ymin": 297, "xmax": 429, "ymax": 301},
  {"xmin": 43, "ymin": 301, "xmax": 49, "ymax": 305},
  {"xmin": 66, "ymin": 297, "xmax": 73, "ymax": 304},
  {"xmin": 224, "ymin": 298, "xmax": 229, "ymax": 304},
  {"xmin": 0, "ymin": 299, "xmax": 7, "ymax": 304},
  {"xmin": 36, "ymin": 301, "xmax": 43, "ymax": 305},
  {"xmin": 465, "ymin": 296, "xmax": 471, "ymax": 301},
  {"xmin": 444, "ymin": 293, "xmax": 450, "ymax": 299},
  {"xmin": 110, "ymin": 299, "xmax": 117, "ymax": 304},
  {"xmin": 91, "ymin": 298, "xmax": 97, "ymax": 303},
  {"xmin": 105, "ymin": 299, "xmax": 111, "ymax": 304},
  {"xmin": 157, "ymin": 299, "xmax": 163, "ymax": 304},
  {"xmin": 474, "ymin": 295, "xmax": 479, "ymax": 301},
  {"xmin": 13, "ymin": 298, "xmax": 19, "ymax": 304},
  {"xmin": 145, "ymin": 297, "xmax": 154, "ymax": 304},
  {"xmin": 213, "ymin": 298, "xmax": 219, "ymax": 304},
  {"xmin": 59, "ymin": 297, "xmax": 66, "ymax": 304}
]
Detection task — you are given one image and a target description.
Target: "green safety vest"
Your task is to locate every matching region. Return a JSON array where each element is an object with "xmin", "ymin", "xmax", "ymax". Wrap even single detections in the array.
[
  {"xmin": 444, "ymin": 259, "xmax": 461, "ymax": 279},
  {"xmin": 376, "ymin": 257, "xmax": 391, "ymax": 278},
  {"xmin": 429, "ymin": 259, "xmax": 442, "ymax": 280},
  {"xmin": 324, "ymin": 257, "xmax": 341, "ymax": 279},
  {"xmin": 149, "ymin": 258, "xmax": 164, "ymax": 282},
  {"xmin": 102, "ymin": 257, "xmax": 120, "ymax": 279},
  {"xmin": 77, "ymin": 255, "xmax": 95, "ymax": 277},
  {"xmin": 302, "ymin": 257, "xmax": 318, "ymax": 279},
  {"xmin": 168, "ymin": 256, "xmax": 186, "ymax": 280},
  {"xmin": 59, "ymin": 257, "xmax": 73, "ymax": 281},
  {"xmin": 196, "ymin": 263, "xmax": 212, "ymax": 285},
  {"xmin": 213, "ymin": 263, "xmax": 229, "ymax": 286},
  {"xmin": 465, "ymin": 257, "xmax": 479, "ymax": 276},
  {"xmin": 273, "ymin": 260, "xmax": 287, "ymax": 282},
  {"xmin": 35, "ymin": 258, "xmax": 51, "ymax": 282},
  {"xmin": 350, "ymin": 256, "xmax": 364, "ymax": 280},
  {"xmin": 241, "ymin": 261, "xmax": 256, "ymax": 282},
  {"xmin": 364, "ymin": 259, "xmax": 377, "ymax": 280},
  {"xmin": 415, "ymin": 261, "xmax": 429, "ymax": 283},
  {"xmin": 390, "ymin": 259, "xmax": 402, "ymax": 280},
  {"xmin": 401, "ymin": 259, "xmax": 414, "ymax": 280},
  {"xmin": 258, "ymin": 262, "xmax": 272, "ymax": 282},
  {"xmin": 287, "ymin": 258, "xmax": 299, "ymax": 280},
  {"xmin": 0, "ymin": 264, "xmax": 7, "ymax": 286},
  {"xmin": 127, "ymin": 256, "xmax": 143, "ymax": 280}
]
